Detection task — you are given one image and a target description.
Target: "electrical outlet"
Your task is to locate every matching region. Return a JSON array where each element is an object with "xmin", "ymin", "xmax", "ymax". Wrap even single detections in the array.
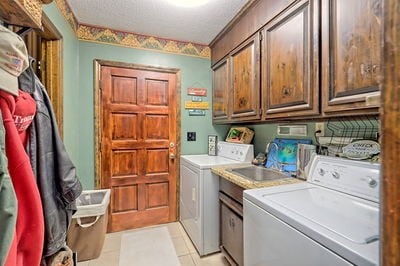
[
  {"xmin": 187, "ymin": 132, "xmax": 196, "ymax": 141},
  {"xmin": 315, "ymin": 122, "xmax": 325, "ymax": 137}
]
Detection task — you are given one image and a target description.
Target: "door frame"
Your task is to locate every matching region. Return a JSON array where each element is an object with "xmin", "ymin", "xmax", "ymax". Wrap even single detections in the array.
[
  {"xmin": 382, "ymin": 0, "xmax": 400, "ymax": 264},
  {"xmin": 93, "ymin": 59, "xmax": 181, "ymax": 217},
  {"xmin": 40, "ymin": 13, "xmax": 64, "ymax": 136},
  {"xmin": 14, "ymin": 13, "xmax": 64, "ymax": 135}
]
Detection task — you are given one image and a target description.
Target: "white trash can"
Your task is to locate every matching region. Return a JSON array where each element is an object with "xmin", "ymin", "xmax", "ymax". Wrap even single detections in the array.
[{"xmin": 67, "ymin": 189, "xmax": 111, "ymax": 261}]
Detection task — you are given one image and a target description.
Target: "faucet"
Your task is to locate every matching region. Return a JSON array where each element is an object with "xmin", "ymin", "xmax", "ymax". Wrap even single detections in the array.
[{"xmin": 265, "ymin": 142, "xmax": 282, "ymax": 171}]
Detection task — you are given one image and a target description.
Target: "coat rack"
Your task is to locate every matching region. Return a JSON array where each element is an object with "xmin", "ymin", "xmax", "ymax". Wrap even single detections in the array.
[{"xmin": 2, "ymin": 22, "xmax": 33, "ymax": 37}]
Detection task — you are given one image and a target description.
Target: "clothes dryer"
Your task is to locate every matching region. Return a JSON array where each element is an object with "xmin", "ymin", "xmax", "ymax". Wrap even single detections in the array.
[{"xmin": 180, "ymin": 141, "xmax": 253, "ymax": 256}]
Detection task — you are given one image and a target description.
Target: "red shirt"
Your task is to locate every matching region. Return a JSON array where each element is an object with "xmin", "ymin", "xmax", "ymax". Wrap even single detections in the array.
[
  {"xmin": 13, "ymin": 90, "xmax": 36, "ymax": 146},
  {"xmin": 0, "ymin": 90, "xmax": 44, "ymax": 266}
]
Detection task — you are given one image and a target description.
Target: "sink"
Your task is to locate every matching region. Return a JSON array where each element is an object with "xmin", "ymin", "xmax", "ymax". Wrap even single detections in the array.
[{"xmin": 226, "ymin": 165, "xmax": 290, "ymax": 182}]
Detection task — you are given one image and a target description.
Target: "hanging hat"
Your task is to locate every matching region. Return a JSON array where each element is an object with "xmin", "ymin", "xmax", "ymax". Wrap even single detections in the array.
[{"xmin": 0, "ymin": 25, "xmax": 29, "ymax": 96}]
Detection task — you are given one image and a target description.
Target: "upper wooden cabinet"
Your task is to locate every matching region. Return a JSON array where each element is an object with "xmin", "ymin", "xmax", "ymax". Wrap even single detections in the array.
[
  {"xmin": 211, "ymin": 0, "xmax": 383, "ymax": 124},
  {"xmin": 230, "ymin": 34, "xmax": 261, "ymax": 121},
  {"xmin": 321, "ymin": 0, "xmax": 382, "ymax": 115},
  {"xmin": 262, "ymin": 0, "xmax": 319, "ymax": 119},
  {"xmin": 212, "ymin": 58, "xmax": 230, "ymax": 122},
  {"xmin": 210, "ymin": 0, "xmax": 295, "ymax": 65},
  {"xmin": 212, "ymin": 34, "xmax": 261, "ymax": 124}
]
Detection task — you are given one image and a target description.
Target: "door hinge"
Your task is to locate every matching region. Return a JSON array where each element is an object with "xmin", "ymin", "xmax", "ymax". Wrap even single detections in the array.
[{"xmin": 259, "ymin": 31, "xmax": 263, "ymax": 41}]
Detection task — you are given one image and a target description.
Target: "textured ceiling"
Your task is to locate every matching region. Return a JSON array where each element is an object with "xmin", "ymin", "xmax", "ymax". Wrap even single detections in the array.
[{"xmin": 66, "ymin": 0, "xmax": 249, "ymax": 45}]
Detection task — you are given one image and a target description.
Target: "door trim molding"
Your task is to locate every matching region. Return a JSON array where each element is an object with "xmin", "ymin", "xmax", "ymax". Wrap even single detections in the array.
[
  {"xmin": 382, "ymin": 0, "xmax": 400, "ymax": 264},
  {"xmin": 93, "ymin": 59, "xmax": 181, "ymax": 189}
]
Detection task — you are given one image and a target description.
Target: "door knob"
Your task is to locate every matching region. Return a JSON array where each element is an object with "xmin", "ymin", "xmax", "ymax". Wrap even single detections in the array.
[{"xmin": 170, "ymin": 153, "xmax": 175, "ymax": 159}]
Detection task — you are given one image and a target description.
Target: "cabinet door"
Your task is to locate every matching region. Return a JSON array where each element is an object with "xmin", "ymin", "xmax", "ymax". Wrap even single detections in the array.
[
  {"xmin": 212, "ymin": 58, "xmax": 230, "ymax": 123},
  {"xmin": 262, "ymin": 0, "xmax": 319, "ymax": 119},
  {"xmin": 221, "ymin": 203, "xmax": 243, "ymax": 266},
  {"xmin": 321, "ymin": 0, "xmax": 382, "ymax": 115},
  {"xmin": 230, "ymin": 34, "xmax": 261, "ymax": 121}
]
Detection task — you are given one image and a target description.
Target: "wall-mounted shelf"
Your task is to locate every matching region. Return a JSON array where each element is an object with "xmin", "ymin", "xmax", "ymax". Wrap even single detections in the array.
[
  {"xmin": 0, "ymin": 0, "xmax": 43, "ymax": 29},
  {"xmin": 316, "ymin": 116, "xmax": 379, "ymax": 157}
]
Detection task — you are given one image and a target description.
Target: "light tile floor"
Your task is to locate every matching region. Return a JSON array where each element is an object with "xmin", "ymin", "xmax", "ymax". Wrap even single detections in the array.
[{"xmin": 77, "ymin": 222, "xmax": 230, "ymax": 266}]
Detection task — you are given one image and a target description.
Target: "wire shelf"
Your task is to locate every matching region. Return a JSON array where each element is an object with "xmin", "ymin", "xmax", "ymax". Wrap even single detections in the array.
[{"xmin": 316, "ymin": 116, "xmax": 380, "ymax": 157}]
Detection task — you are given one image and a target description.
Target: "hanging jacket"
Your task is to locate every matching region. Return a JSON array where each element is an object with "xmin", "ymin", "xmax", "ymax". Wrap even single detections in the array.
[
  {"xmin": 0, "ymin": 90, "xmax": 45, "ymax": 266},
  {"xmin": 19, "ymin": 58, "xmax": 82, "ymax": 259},
  {"xmin": 0, "ymin": 111, "xmax": 18, "ymax": 266}
]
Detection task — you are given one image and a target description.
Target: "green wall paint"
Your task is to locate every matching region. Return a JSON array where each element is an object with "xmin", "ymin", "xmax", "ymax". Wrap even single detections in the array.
[
  {"xmin": 78, "ymin": 41, "xmax": 225, "ymax": 189},
  {"xmin": 35, "ymin": 2, "xmax": 227, "ymax": 189},
  {"xmin": 41, "ymin": 6, "xmax": 365, "ymax": 191},
  {"xmin": 249, "ymin": 123, "xmax": 317, "ymax": 155},
  {"xmin": 40, "ymin": 3, "xmax": 318, "ymax": 190},
  {"xmin": 43, "ymin": 4, "xmax": 81, "ymax": 173}
]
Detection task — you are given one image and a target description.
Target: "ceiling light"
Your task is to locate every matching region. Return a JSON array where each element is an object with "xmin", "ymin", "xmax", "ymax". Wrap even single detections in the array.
[{"xmin": 166, "ymin": 0, "xmax": 210, "ymax": 7}]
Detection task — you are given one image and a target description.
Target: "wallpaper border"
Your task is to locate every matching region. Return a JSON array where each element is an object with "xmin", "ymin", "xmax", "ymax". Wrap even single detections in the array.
[{"xmin": 54, "ymin": 0, "xmax": 211, "ymax": 58}]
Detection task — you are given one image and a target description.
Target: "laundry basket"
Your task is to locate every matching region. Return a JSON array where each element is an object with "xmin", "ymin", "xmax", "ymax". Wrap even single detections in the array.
[{"xmin": 67, "ymin": 189, "xmax": 111, "ymax": 262}]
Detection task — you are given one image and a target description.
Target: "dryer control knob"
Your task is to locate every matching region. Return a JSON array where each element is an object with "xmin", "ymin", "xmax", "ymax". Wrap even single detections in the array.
[
  {"xmin": 332, "ymin": 171, "xmax": 340, "ymax": 179},
  {"xmin": 318, "ymin": 168, "xmax": 325, "ymax": 176},
  {"xmin": 368, "ymin": 177, "xmax": 378, "ymax": 188}
]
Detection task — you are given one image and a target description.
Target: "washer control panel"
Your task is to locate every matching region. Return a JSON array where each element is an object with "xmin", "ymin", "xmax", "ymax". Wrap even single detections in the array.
[
  {"xmin": 217, "ymin": 141, "xmax": 254, "ymax": 162},
  {"xmin": 308, "ymin": 155, "xmax": 380, "ymax": 202}
]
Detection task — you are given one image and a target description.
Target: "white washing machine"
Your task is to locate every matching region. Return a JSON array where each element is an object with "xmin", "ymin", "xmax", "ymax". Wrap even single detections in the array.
[
  {"xmin": 244, "ymin": 155, "xmax": 380, "ymax": 266},
  {"xmin": 180, "ymin": 141, "xmax": 254, "ymax": 256}
]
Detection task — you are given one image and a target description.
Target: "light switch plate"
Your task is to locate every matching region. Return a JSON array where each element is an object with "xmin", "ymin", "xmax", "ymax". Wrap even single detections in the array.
[{"xmin": 187, "ymin": 132, "xmax": 196, "ymax": 141}]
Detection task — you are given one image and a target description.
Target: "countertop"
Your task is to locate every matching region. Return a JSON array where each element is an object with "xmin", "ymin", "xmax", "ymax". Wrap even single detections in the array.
[{"xmin": 211, "ymin": 165, "xmax": 303, "ymax": 190}]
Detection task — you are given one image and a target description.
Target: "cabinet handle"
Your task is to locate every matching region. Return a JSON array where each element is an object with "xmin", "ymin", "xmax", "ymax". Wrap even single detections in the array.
[
  {"xmin": 372, "ymin": 64, "xmax": 380, "ymax": 74},
  {"xmin": 238, "ymin": 97, "xmax": 247, "ymax": 107},
  {"xmin": 277, "ymin": 62, "xmax": 286, "ymax": 69},
  {"xmin": 282, "ymin": 86, "xmax": 291, "ymax": 96},
  {"xmin": 229, "ymin": 217, "xmax": 235, "ymax": 228},
  {"xmin": 192, "ymin": 188, "xmax": 196, "ymax": 202}
]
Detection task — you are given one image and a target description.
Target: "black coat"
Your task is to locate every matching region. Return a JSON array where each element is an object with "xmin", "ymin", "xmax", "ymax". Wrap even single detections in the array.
[{"xmin": 19, "ymin": 58, "xmax": 82, "ymax": 258}]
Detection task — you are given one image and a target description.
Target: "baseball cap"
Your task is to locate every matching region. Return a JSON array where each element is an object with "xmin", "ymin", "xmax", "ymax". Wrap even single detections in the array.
[{"xmin": 0, "ymin": 25, "xmax": 29, "ymax": 96}]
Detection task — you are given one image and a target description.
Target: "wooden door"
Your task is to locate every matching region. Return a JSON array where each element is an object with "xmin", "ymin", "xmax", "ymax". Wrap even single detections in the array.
[
  {"xmin": 262, "ymin": 0, "xmax": 319, "ymax": 119},
  {"xmin": 212, "ymin": 58, "xmax": 230, "ymax": 123},
  {"xmin": 321, "ymin": 0, "xmax": 382, "ymax": 115},
  {"xmin": 100, "ymin": 65, "xmax": 178, "ymax": 232},
  {"xmin": 230, "ymin": 34, "xmax": 261, "ymax": 121}
]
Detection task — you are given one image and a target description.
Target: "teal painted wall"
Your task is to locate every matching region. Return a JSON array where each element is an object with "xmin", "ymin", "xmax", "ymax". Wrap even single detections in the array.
[
  {"xmin": 224, "ymin": 123, "xmax": 317, "ymax": 157},
  {"xmin": 78, "ymin": 41, "xmax": 227, "ymax": 189},
  {"xmin": 250, "ymin": 123, "xmax": 317, "ymax": 155},
  {"xmin": 40, "ymin": 4, "xmax": 379, "ymax": 191},
  {"xmin": 43, "ymin": 4, "xmax": 81, "ymax": 171}
]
